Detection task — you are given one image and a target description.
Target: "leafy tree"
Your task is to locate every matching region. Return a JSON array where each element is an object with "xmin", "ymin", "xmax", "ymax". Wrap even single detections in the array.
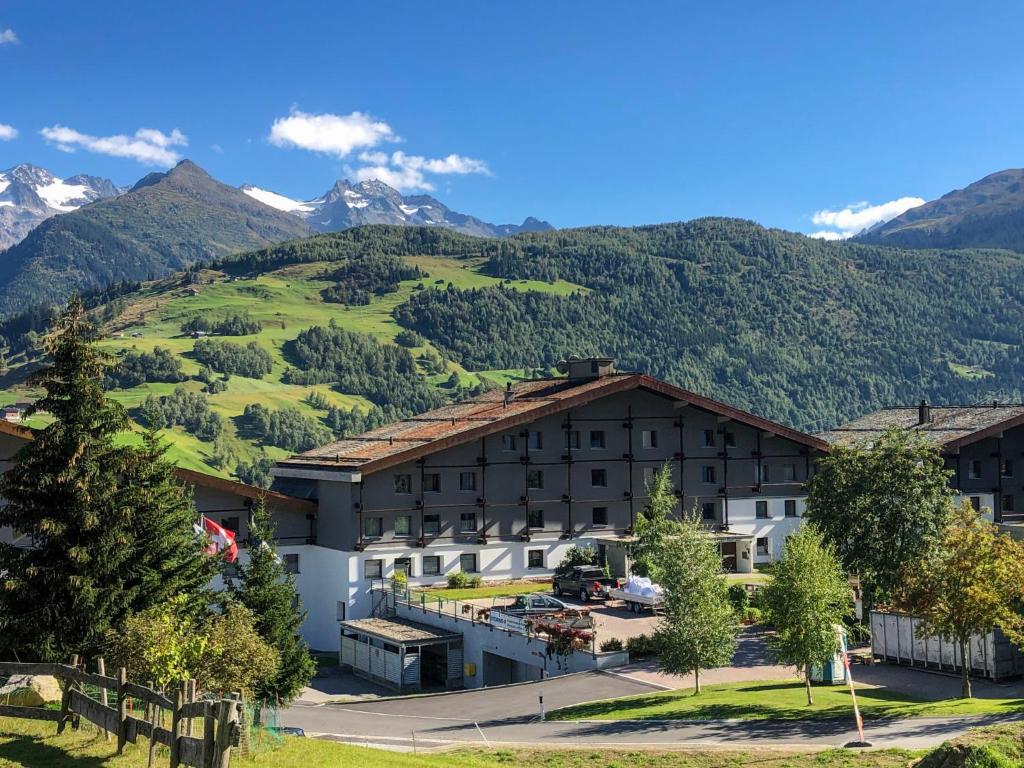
[
  {"xmin": 227, "ymin": 500, "xmax": 315, "ymax": 707},
  {"xmin": 556, "ymin": 545, "xmax": 598, "ymax": 573},
  {"xmin": 654, "ymin": 512, "xmax": 738, "ymax": 693},
  {"xmin": 0, "ymin": 298, "xmax": 137, "ymax": 660},
  {"xmin": 141, "ymin": 386, "xmax": 223, "ymax": 440},
  {"xmin": 805, "ymin": 428, "xmax": 952, "ymax": 614},
  {"xmin": 631, "ymin": 464, "xmax": 680, "ymax": 582},
  {"xmin": 899, "ymin": 502, "xmax": 1024, "ymax": 698},
  {"xmin": 761, "ymin": 525, "xmax": 851, "ymax": 705},
  {"xmin": 236, "ymin": 453, "xmax": 275, "ymax": 489}
]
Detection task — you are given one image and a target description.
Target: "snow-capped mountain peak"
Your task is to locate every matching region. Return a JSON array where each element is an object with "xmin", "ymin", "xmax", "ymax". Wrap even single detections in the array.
[
  {"xmin": 0, "ymin": 164, "xmax": 125, "ymax": 250},
  {"xmin": 240, "ymin": 178, "xmax": 553, "ymax": 238}
]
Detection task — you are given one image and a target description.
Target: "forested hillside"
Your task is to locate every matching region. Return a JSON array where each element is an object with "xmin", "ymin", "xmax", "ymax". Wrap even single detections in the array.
[{"xmin": 2, "ymin": 219, "xmax": 1023, "ymax": 482}]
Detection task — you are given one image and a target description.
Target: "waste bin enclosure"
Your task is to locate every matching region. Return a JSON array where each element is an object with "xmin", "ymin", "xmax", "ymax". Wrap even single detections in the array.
[{"xmin": 340, "ymin": 617, "xmax": 464, "ymax": 692}]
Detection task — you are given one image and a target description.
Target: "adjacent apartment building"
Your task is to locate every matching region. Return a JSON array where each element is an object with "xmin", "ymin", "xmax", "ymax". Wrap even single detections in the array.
[
  {"xmin": 271, "ymin": 358, "xmax": 827, "ymax": 646},
  {"xmin": 820, "ymin": 400, "xmax": 1024, "ymax": 523}
]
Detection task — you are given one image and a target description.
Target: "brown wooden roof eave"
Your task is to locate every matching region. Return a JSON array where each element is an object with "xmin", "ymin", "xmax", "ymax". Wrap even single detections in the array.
[{"xmin": 940, "ymin": 411, "xmax": 1024, "ymax": 452}]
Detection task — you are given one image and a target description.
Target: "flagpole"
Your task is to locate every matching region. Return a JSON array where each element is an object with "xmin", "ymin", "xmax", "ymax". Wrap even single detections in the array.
[{"xmin": 841, "ymin": 630, "xmax": 871, "ymax": 747}]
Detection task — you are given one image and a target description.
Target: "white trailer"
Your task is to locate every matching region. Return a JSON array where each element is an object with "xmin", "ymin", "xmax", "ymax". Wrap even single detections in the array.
[{"xmin": 608, "ymin": 587, "xmax": 663, "ymax": 614}]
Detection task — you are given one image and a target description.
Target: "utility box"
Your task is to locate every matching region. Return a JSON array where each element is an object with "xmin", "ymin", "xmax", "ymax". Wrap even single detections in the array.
[{"xmin": 810, "ymin": 625, "xmax": 847, "ymax": 683}]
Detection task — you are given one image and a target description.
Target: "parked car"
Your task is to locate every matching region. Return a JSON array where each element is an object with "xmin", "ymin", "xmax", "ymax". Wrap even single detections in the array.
[
  {"xmin": 504, "ymin": 593, "xmax": 571, "ymax": 615},
  {"xmin": 552, "ymin": 566, "xmax": 617, "ymax": 601}
]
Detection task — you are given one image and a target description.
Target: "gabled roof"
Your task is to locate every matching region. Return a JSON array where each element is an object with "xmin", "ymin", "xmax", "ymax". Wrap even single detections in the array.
[
  {"xmin": 0, "ymin": 422, "xmax": 315, "ymax": 513},
  {"xmin": 278, "ymin": 372, "xmax": 828, "ymax": 476},
  {"xmin": 819, "ymin": 404, "xmax": 1024, "ymax": 451}
]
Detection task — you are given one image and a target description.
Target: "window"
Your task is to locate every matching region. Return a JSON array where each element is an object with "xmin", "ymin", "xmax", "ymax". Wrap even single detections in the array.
[
  {"xmin": 755, "ymin": 500, "xmax": 769, "ymax": 519},
  {"xmin": 1003, "ymin": 494, "xmax": 1015, "ymax": 513},
  {"xmin": 424, "ymin": 473, "xmax": 441, "ymax": 493},
  {"xmin": 423, "ymin": 513, "xmax": 440, "ymax": 536},
  {"xmin": 591, "ymin": 468, "xmax": 607, "ymax": 487},
  {"xmin": 565, "ymin": 430, "xmax": 581, "ymax": 450},
  {"xmin": 1003, "ymin": 460, "xmax": 1015, "ymax": 478},
  {"xmin": 701, "ymin": 502, "xmax": 716, "ymax": 520},
  {"xmin": 394, "ymin": 515, "xmax": 411, "ymax": 536},
  {"xmin": 642, "ymin": 466, "xmax": 655, "ymax": 486},
  {"xmin": 364, "ymin": 516, "xmax": 383, "ymax": 538},
  {"xmin": 364, "ymin": 559, "xmax": 383, "ymax": 579},
  {"xmin": 781, "ymin": 464, "xmax": 796, "ymax": 482},
  {"xmin": 394, "ymin": 473, "xmax": 412, "ymax": 494},
  {"xmin": 969, "ymin": 496, "xmax": 982, "ymax": 511},
  {"xmin": 968, "ymin": 460, "xmax": 982, "ymax": 480},
  {"xmin": 527, "ymin": 469, "xmax": 545, "ymax": 489},
  {"xmin": 756, "ymin": 537, "xmax": 769, "ymax": 557},
  {"xmin": 757, "ymin": 464, "xmax": 770, "ymax": 484},
  {"xmin": 221, "ymin": 516, "xmax": 240, "ymax": 533},
  {"xmin": 724, "ymin": 432, "xmax": 736, "ymax": 448},
  {"xmin": 528, "ymin": 431, "xmax": 544, "ymax": 450},
  {"xmin": 592, "ymin": 506, "xmax": 608, "ymax": 526},
  {"xmin": 784, "ymin": 499, "xmax": 798, "ymax": 518},
  {"xmin": 528, "ymin": 550, "xmax": 545, "ymax": 569},
  {"xmin": 528, "ymin": 508, "xmax": 544, "ymax": 529},
  {"xmin": 641, "ymin": 429, "xmax": 658, "ymax": 449},
  {"xmin": 422, "ymin": 555, "xmax": 441, "ymax": 576},
  {"xmin": 590, "ymin": 430, "xmax": 606, "ymax": 449},
  {"xmin": 459, "ymin": 512, "xmax": 478, "ymax": 532},
  {"xmin": 459, "ymin": 471, "xmax": 477, "ymax": 492},
  {"xmin": 459, "ymin": 553, "xmax": 478, "ymax": 573},
  {"xmin": 702, "ymin": 429, "xmax": 715, "ymax": 447},
  {"xmin": 283, "ymin": 554, "xmax": 300, "ymax": 573},
  {"xmin": 502, "ymin": 434, "xmax": 517, "ymax": 451},
  {"xmin": 394, "ymin": 557, "xmax": 413, "ymax": 577},
  {"xmin": 701, "ymin": 465, "xmax": 716, "ymax": 484}
]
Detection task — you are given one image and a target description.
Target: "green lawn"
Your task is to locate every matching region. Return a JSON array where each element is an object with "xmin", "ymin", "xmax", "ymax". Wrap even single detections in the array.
[
  {"xmin": 415, "ymin": 581, "xmax": 552, "ymax": 602},
  {"xmin": 0, "ymin": 716, "xmax": 924, "ymax": 768},
  {"xmin": 549, "ymin": 679, "xmax": 1024, "ymax": 722}
]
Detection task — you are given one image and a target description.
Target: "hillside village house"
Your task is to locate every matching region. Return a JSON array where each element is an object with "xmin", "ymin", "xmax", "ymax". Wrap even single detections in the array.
[
  {"xmin": 0, "ymin": 360, "xmax": 827, "ymax": 652},
  {"xmin": 821, "ymin": 400, "xmax": 1024, "ymax": 525}
]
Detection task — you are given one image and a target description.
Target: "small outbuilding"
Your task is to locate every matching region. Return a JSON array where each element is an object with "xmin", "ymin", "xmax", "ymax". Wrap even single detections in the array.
[{"xmin": 340, "ymin": 617, "xmax": 464, "ymax": 693}]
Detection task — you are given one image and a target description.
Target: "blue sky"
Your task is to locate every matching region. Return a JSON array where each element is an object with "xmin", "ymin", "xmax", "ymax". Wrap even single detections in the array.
[{"xmin": 1, "ymin": 1, "xmax": 1023, "ymax": 235}]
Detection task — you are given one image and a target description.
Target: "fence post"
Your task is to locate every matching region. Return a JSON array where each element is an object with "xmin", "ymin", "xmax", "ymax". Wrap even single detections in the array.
[
  {"xmin": 116, "ymin": 668, "xmax": 128, "ymax": 754},
  {"xmin": 214, "ymin": 697, "xmax": 237, "ymax": 768},
  {"xmin": 147, "ymin": 694, "xmax": 159, "ymax": 768},
  {"xmin": 186, "ymin": 679, "xmax": 196, "ymax": 738},
  {"xmin": 57, "ymin": 654, "xmax": 78, "ymax": 735},
  {"xmin": 97, "ymin": 657, "xmax": 111, "ymax": 742},
  {"xmin": 202, "ymin": 701, "xmax": 216, "ymax": 768},
  {"xmin": 170, "ymin": 685, "xmax": 184, "ymax": 768}
]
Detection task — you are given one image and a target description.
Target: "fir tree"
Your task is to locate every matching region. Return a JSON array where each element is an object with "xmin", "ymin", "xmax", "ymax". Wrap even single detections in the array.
[
  {"xmin": 228, "ymin": 498, "xmax": 315, "ymax": 707},
  {"xmin": 0, "ymin": 298, "xmax": 136, "ymax": 660},
  {"xmin": 120, "ymin": 429, "xmax": 216, "ymax": 619}
]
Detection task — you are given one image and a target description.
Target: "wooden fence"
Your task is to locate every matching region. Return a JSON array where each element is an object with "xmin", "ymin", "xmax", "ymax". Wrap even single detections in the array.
[{"xmin": 0, "ymin": 658, "xmax": 241, "ymax": 768}]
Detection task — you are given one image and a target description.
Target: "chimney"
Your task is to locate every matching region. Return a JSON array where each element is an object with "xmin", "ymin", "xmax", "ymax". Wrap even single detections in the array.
[
  {"xmin": 557, "ymin": 356, "xmax": 616, "ymax": 382},
  {"xmin": 503, "ymin": 382, "xmax": 513, "ymax": 407},
  {"xmin": 918, "ymin": 399, "xmax": 931, "ymax": 425}
]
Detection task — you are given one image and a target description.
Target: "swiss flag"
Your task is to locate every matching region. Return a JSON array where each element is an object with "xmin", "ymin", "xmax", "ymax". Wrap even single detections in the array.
[{"xmin": 195, "ymin": 515, "xmax": 238, "ymax": 563}]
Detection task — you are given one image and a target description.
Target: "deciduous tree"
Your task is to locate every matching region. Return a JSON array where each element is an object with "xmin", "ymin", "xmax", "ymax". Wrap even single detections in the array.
[
  {"xmin": 761, "ymin": 525, "xmax": 851, "ymax": 705},
  {"xmin": 654, "ymin": 511, "xmax": 738, "ymax": 693},
  {"xmin": 899, "ymin": 501, "xmax": 1024, "ymax": 698},
  {"xmin": 805, "ymin": 427, "xmax": 952, "ymax": 614}
]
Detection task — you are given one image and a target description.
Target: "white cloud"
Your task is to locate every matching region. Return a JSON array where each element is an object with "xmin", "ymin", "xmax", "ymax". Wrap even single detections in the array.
[
  {"xmin": 269, "ymin": 109, "xmax": 396, "ymax": 157},
  {"xmin": 0, "ymin": 124, "xmax": 17, "ymax": 141},
  {"xmin": 39, "ymin": 125, "xmax": 187, "ymax": 166},
  {"xmin": 0, "ymin": 28, "xmax": 17, "ymax": 45},
  {"xmin": 809, "ymin": 196, "xmax": 925, "ymax": 239},
  {"xmin": 350, "ymin": 150, "xmax": 491, "ymax": 192}
]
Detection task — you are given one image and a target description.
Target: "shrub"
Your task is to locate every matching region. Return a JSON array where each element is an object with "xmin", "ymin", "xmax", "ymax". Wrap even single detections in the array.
[
  {"xmin": 395, "ymin": 329, "xmax": 424, "ymax": 347},
  {"xmin": 743, "ymin": 607, "xmax": 763, "ymax": 624},
  {"xmin": 556, "ymin": 545, "xmax": 598, "ymax": 574},
  {"xmin": 728, "ymin": 583, "xmax": 750, "ymax": 613},
  {"xmin": 599, "ymin": 638, "xmax": 624, "ymax": 652},
  {"xmin": 392, "ymin": 570, "xmax": 409, "ymax": 590},
  {"xmin": 625, "ymin": 633, "xmax": 659, "ymax": 659},
  {"xmin": 447, "ymin": 571, "xmax": 472, "ymax": 589}
]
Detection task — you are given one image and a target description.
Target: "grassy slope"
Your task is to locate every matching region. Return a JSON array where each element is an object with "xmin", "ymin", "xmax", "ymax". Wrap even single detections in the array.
[
  {"xmin": 0, "ymin": 256, "xmax": 582, "ymax": 476},
  {"xmin": 550, "ymin": 679, "xmax": 1024, "ymax": 721},
  {"xmin": 0, "ymin": 716, "xmax": 922, "ymax": 768}
]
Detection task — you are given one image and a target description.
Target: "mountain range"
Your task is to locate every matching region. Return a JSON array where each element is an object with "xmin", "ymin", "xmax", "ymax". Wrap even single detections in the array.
[
  {"xmin": 241, "ymin": 179, "xmax": 553, "ymax": 237},
  {"xmin": 855, "ymin": 168, "xmax": 1024, "ymax": 252},
  {"xmin": 0, "ymin": 164, "xmax": 124, "ymax": 250}
]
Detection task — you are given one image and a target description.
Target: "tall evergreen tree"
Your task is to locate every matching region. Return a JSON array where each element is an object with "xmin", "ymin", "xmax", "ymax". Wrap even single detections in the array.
[
  {"xmin": 630, "ymin": 464, "xmax": 681, "ymax": 582},
  {"xmin": 0, "ymin": 298, "xmax": 136, "ymax": 661},
  {"xmin": 120, "ymin": 429, "xmax": 216, "ymax": 618},
  {"xmin": 228, "ymin": 498, "xmax": 315, "ymax": 707}
]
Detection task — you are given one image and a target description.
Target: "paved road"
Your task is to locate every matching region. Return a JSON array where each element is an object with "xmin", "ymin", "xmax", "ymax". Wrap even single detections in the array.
[{"xmin": 282, "ymin": 669, "xmax": 1020, "ymax": 750}]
